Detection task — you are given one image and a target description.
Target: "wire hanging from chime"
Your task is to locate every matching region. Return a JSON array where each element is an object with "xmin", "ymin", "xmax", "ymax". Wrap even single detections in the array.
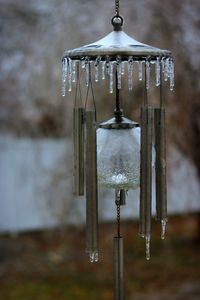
[{"xmin": 62, "ymin": 0, "xmax": 174, "ymax": 299}]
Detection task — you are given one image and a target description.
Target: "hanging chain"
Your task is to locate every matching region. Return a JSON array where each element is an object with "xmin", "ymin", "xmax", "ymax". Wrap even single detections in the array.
[{"xmin": 115, "ymin": 0, "xmax": 120, "ymax": 16}]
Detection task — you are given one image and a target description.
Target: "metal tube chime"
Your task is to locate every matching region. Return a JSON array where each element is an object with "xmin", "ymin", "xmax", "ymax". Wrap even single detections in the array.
[
  {"xmin": 155, "ymin": 72, "xmax": 167, "ymax": 239},
  {"xmin": 73, "ymin": 67, "xmax": 85, "ymax": 196},
  {"xmin": 139, "ymin": 62, "xmax": 154, "ymax": 260},
  {"xmin": 85, "ymin": 66, "xmax": 99, "ymax": 262}
]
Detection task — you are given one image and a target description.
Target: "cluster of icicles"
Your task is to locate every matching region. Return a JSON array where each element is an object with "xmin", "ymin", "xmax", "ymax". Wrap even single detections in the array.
[{"xmin": 62, "ymin": 56, "xmax": 174, "ymax": 96}]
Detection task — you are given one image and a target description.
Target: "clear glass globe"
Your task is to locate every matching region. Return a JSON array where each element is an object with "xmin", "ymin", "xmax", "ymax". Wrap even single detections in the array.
[{"xmin": 97, "ymin": 126, "xmax": 141, "ymax": 190}]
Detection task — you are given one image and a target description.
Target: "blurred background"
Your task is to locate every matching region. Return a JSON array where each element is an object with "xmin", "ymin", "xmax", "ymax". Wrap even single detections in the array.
[{"xmin": 0, "ymin": 0, "xmax": 200, "ymax": 299}]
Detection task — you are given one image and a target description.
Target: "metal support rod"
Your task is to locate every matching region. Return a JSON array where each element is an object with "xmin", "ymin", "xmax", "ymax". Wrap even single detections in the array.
[
  {"xmin": 139, "ymin": 107, "xmax": 154, "ymax": 238},
  {"xmin": 155, "ymin": 107, "xmax": 167, "ymax": 223},
  {"xmin": 73, "ymin": 107, "xmax": 85, "ymax": 195},
  {"xmin": 85, "ymin": 110, "xmax": 99, "ymax": 261},
  {"xmin": 113, "ymin": 237, "xmax": 124, "ymax": 300}
]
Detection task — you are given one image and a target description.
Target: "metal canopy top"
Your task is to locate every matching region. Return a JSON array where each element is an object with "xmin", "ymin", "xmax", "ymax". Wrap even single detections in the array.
[
  {"xmin": 64, "ymin": 29, "xmax": 171, "ymax": 61},
  {"xmin": 98, "ymin": 116, "xmax": 139, "ymax": 129}
]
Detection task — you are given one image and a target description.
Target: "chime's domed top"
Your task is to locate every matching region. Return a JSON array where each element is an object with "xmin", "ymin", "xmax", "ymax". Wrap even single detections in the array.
[{"xmin": 64, "ymin": 23, "xmax": 171, "ymax": 60}]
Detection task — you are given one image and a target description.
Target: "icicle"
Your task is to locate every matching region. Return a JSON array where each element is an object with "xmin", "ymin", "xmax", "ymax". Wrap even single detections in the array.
[
  {"xmin": 169, "ymin": 59, "xmax": 174, "ymax": 91},
  {"xmin": 155, "ymin": 57, "xmax": 161, "ymax": 87},
  {"xmin": 68, "ymin": 58, "xmax": 72, "ymax": 92},
  {"xmin": 81, "ymin": 59, "xmax": 85, "ymax": 69},
  {"xmin": 72, "ymin": 60, "xmax": 77, "ymax": 83},
  {"xmin": 106, "ymin": 56, "xmax": 110, "ymax": 75},
  {"xmin": 94, "ymin": 56, "xmax": 101, "ymax": 82},
  {"xmin": 145, "ymin": 234, "xmax": 151, "ymax": 260},
  {"xmin": 102, "ymin": 61, "xmax": 106, "ymax": 80},
  {"xmin": 62, "ymin": 58, "xmax": 68, "ymax": 96},
  {"xmin": 85, "ymin": 58, "xmax": 89, "ymax": 87},
  {"xmin": 109, "ymin": 61, "xmax": 114, "ymax": 94},
  {"xmin": 161, "ymin": 219, "xmax": 167, "ymax": 240},
  {"xmin": 164, "ymin": 58, "xmax": 169, "ymax": 82},
  {"xmin": 138, "ymin": 61, "xmax": 143, "ymax": 81},
  {"xmin": 121, "ymin": 61, "xmax": 125, "ymax": 75},
  {"xmin": 128, "ymin": 57, "xmax": 133, "ymax": 90},
  {"xmin": 145, "ymin": 60, "xmax": 150, "ymax": 90},
  {"xmin": 89, "ymin": 251, "xmax": 99, "ymax": 263},
  {"xmin": 116, "ymin": 56, "xmax": 122, "ymax": 90}
]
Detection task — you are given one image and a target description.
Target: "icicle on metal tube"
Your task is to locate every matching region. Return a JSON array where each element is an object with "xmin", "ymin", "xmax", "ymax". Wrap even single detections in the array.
[
  {"xmin": 95, "ymin": 56, "xmax": 101, "ymax": 82},
  {"xmin": 62, "ymin": 58, "xmax": 68, "ymax": 96},
  {"xmin": 85, "ymin": 67, "xmax": 99, "ymax": 262},
  {"xmin": 169, "ymin": 58, "xmax": 174, "ymax": 91},
  {"xmin": 113, "ymin": 237, "xmax": 124, "ymax": 300},
  {"xmin": 145, "ymin": 60, "xmax": 151, "ymax": 90},
  {"xmin": 106, "ymin": 56, "xmax": 110, "ymax": 75},
  {"xmin": 72, "ymin": 60, "xmax": 77, "ymax": 83},
  {"xmin": 164, "ymin": 58, "xmax": 169, "ymax": 82},
  {"xmin": 73, "ymin": 68, "xmax": 85, "ymax": 196},
  {"xmin": 155, "ymin": 107, "xmax": 167, "ymax": 240},
  {"xmin": 155, "ymin": 57, "xmax": 161, "ymax": 87},
  {"xmin": 138, "ymin": 61, "xmax": 143, "ymax": 81},
  {"xmin": 121, "ymin": 61, "xmax": 125, "ymax": 75},
  {"xmin": 139, "ymin": 107, "xmax": 154, "ymax": 260},
  {"xmin": 109, "ymin": 61, "xmax": 114, "ymax": 94},
  {"xmin": 116, "ymin": 56, "xmax": 122, "ymax": 90},
  {"xmin": 67, "ymin": 58, "xmax": 72, "ymax": 92},
  {"xmin": 102, "ymin": 60, "xmax": 106, "ymax": 80},
  {"xmin": 128, "ymin": 57, "xmax": 133, "ymax": 91},
  {"xmin": 85, "ymin": 57, "xmax": 90, "ymax": 87}
]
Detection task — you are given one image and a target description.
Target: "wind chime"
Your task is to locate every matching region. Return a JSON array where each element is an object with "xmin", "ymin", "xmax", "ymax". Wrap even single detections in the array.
[{"xmin": 62, "ymin": 0, "xmax": 174, "ymax": 299}]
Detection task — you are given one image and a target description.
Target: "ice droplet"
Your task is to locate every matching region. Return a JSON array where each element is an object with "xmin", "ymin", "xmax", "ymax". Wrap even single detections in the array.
[
  {"xmin": 128, "ymin": 57, "xmax": 133, "ymax": 90},
  {"xmin": 109, "ymin": 61, "xmax": 114, "ymax": 94},
  {"xmin": 164, "ymin": 58, "xmax": 169, "ymax": 82},
  {"xmin": 116, "ymin": 56, "xmax": 122, "ymax": 89},
  {"xmin": 68, "ymin": 58, "xmax": 72, "ymax": 92},
  {"xmin": 138, "ymin": 61, "xmax": 143, "ymax": 81},
  {"xmin": 161, "ymin": 219, "xmax": 167, "ymax": 240},
  {"xmin": 146, "ymin": 60, "xmax": 150, "ymax": 90},
  {"xmin": 121, "ymin": 61, "xmax": 125, "ymax": 75},
  {"xmin": 156, "ymin": 57, "xmax": 161, "ymax": 87},
  {"xmin": 106, "ymin": 56, "xmax": 110, "ymax": 75},
  {"xmin": 72, "ymin": 60, "xmax": 77, "ymax": 83},
  {"xmin": 169, "ymin": 59, "xmax": 174, "ymax": 91},
  {"xmin": 95, "ymin": 57, "xmax": 101, "ymax": 82},
  {"xmin": 62, "ymin": 58, "xmax": 68, "ymax": 96},
  {"xmin": 102, "ymin": 61, "xmax": 106, "ymax": 80},
  {"xmin": 89, "ymin": 251, "xmax": 99, "ymax": 263},
  {"xmin": 85, "ymin": 58, "xmax": 89, "ymax": 87},
  {"xmin": 145, "ymin": 234, "xmax": 151, "ymax": 260},
  {"xmin": 81, "ymin": 59, "xmax": 85, "ymax": 69}
]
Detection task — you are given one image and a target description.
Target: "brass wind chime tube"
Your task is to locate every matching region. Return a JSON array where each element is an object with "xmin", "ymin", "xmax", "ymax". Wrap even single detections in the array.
[
  {"xmin": 139, "ymin": 62, "xmax": 153, "ymax": 245},
  {"xmin": 155, "ymin": 70, "xmax": 167, "ymax": 237},
  {"xmin": 139, "ymin": 107, "xmax": 154, "ymax": 237},
  {"xmin": 113, "ymin": 236, "xmax": 124, "ymax": 300},
  {"xmin": 73, "ymin": 68, "xmax": 85, "ymax": 196},
  {"xmin": 85, "ymin": 65, "xmax": 99, "ymax": 261}
]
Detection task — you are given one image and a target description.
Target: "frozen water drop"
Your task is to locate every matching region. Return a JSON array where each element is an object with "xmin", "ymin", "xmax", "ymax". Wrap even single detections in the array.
[
  {"xmin": 145, "ymin": 235, "xmax": 151, "ymax": 260},
  {"xmin": 146, "ymin": 60, "xmax": 150, "ymax": 90},
  {"xmin": 68, "ymin": 58, "xmax": 72, "ymax": 92},
  {"xmin": 128, "ymin": 57, "xmax": 133, "ymax": 90},
  {"xmin": 164, "ymin": 58, "xmax": 169, "ymax": 82},
  {"xmin": 116, "ymin": 56, "xmax": 122, "ymax": 89},
  {"xmin": 89, "ymin": 251, "xmax": 99, "ymax": 263},
  {"xmin": 94, "ymin": 56, "xmax": 101, "ymax": 82},
  {"xmin": 121, "ymin": 61, "xmax": 125, "ymax": 75},
  {"xmin": 85, "ymin": 58, "xmax": 89, "ymax": 87},
  {"xmin": 106, "ymin": 56, "xmax": 110, "ymax": 75},
  {"xmin": 161, "ymin": 219, "xmax": 167, "ymax": 240},
  {"xmin": 72, "ymin": 60, "xmax": 77, "ymax": 83},
  {"xmin": 109, "ymin": 61, "xmax": 114, "ymax": 94},
  {"xmin": 169, "ymin": 59, "xmax": 174, "ymax": 91},
  {"xmin": 62, "ymin": 58, "xmax": 68, "ymax": 96},
  {"xmin": 102, "ymin": 61, "xmax": 106, "ymax": 80},
  {"xmin": 138, "ymin": 61, "xmax": 143, "ymax": 81},
  {"xmin": 155, "ymin": 57, "xmax": 161, "ymax": 86}
]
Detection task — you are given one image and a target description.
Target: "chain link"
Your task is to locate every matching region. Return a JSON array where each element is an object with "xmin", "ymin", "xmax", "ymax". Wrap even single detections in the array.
[{"xmin": 115, "ymin": 0, "xmax": 120, "ymax": 16}]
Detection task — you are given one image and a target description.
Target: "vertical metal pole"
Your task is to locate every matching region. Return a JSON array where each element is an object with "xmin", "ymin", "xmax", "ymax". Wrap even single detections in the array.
[
  {"xmin": 139, "ymin": 107, "xmax": 154, "ymax": 238},
  {"xmin": 85, "ymin": 66, "xmax": 99, "ymax": 262},
  {"xmin": 113, "ymin": 237, "xmax": 124, "ymax": 300},
  {"xmin": 73, "ymin": 107, "xmax": 85, "ymax": 196}
]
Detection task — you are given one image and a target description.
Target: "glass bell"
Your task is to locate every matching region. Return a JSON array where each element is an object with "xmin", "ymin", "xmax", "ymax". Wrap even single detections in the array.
[{"xmin": 97, "ymin": 117, "xmax": 141, "ymax": 190}]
